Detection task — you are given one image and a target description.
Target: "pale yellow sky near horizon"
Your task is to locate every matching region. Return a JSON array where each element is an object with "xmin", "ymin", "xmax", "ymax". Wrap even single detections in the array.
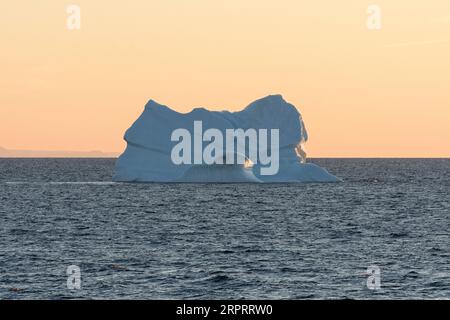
[{"xmin": 1, "ymin": 1, "xmax": 449, "ymax": 157}]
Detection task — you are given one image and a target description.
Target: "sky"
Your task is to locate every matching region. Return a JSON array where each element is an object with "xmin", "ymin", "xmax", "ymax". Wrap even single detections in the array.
[{"xmin": 1, "ymin": 0, "xmax": 449, "ymax": 157}]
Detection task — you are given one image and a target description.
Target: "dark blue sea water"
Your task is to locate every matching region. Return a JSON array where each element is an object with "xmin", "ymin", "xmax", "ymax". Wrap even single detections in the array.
[{"xmin": 0, "ymin": 158, "xmax": 448, "ymax": 299}]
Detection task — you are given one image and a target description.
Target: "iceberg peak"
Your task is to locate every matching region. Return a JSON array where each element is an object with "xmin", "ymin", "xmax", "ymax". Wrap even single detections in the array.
[
  {"xmin": 255, "ymin": 93, "xmax": 285, "ymax": 102},
  {"xmin": 144, "ymin": 99, "xmax": 169, "ymax": 110}
]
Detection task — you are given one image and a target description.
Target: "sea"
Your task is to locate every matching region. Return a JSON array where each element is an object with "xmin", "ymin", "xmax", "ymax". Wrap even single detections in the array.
[{"xmin": 0, "ymin": 158, "xmax": 448, "ymax": 299}]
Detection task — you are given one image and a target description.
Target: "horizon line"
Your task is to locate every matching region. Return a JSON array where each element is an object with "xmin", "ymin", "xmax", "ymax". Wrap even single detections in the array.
[
  {"xmin": 1, "ymin": 147, "xmax": 448, "ymax": 159},
  {"xmin": 0, "ymin": 156, "xmax": 448, "ymax": 159}
]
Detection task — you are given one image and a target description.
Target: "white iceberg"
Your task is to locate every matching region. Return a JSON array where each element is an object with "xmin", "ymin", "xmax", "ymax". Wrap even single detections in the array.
[{"xmin": 113, "ymin": 95, "xmax": 340, "ymax": 183}]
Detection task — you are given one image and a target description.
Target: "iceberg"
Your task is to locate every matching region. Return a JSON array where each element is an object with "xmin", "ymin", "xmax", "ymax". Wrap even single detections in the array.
[{"xmin": 113, "ymin": 95, "xmax": 340, "ymax": 183}]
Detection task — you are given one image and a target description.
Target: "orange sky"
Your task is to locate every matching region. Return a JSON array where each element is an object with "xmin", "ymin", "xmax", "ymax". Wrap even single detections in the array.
[{"xmin": 1, "ymin": 1, "xmax": 449, "ymax": 157}]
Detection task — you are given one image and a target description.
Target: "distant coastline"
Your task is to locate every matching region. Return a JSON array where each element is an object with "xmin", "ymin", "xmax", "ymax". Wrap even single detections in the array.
[{"xmin": 0, "ymin": 146, "xmax": 120, "ymax": 158}]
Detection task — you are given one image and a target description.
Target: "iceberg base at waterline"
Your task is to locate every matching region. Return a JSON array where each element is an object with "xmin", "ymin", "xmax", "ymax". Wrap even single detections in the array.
[{"xmin": 113, "ymin": 95, "xmax": 340, "ymax": 183}]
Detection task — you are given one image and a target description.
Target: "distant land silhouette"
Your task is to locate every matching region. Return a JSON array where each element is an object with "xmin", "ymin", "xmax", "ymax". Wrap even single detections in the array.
[{"xmin": 0, "ymin": 146, "xmax": 119, "ymax": 158}]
